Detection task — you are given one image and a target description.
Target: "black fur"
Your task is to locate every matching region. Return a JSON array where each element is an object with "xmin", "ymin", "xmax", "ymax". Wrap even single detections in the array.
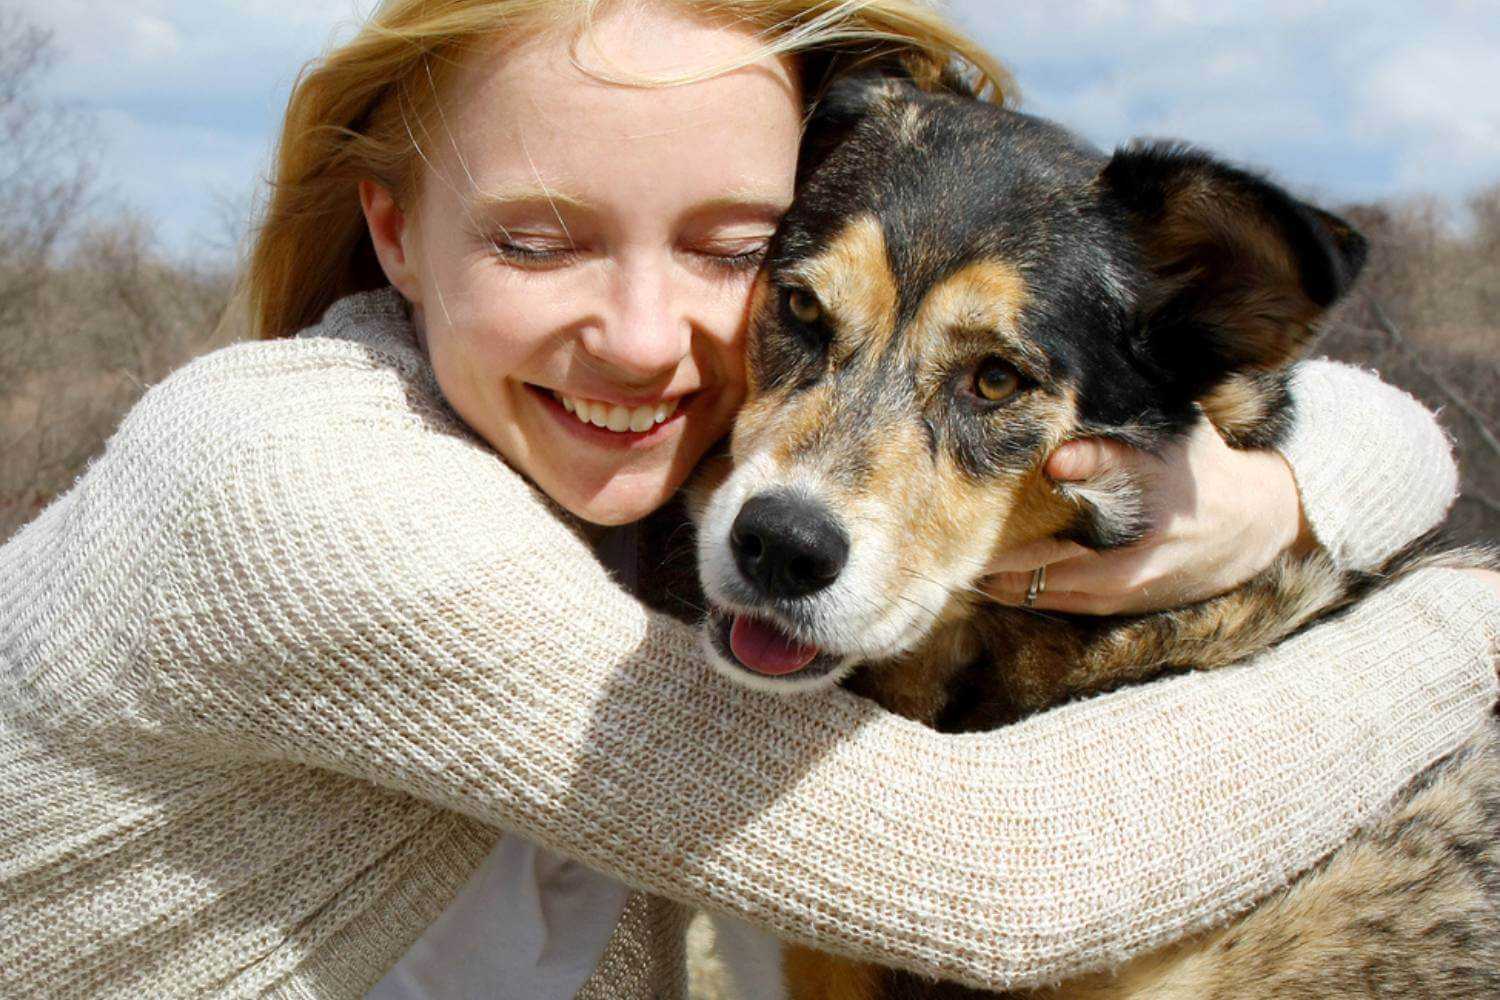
[{"xmin": 762, "ymin": 76, "xmax": 1368, "ymax": 525}]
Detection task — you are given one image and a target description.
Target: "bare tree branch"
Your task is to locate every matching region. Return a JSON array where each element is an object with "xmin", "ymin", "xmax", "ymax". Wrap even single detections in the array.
[{"xmin": 1366, "ymin": 303, "xmax": 1500, "ymax": 465}]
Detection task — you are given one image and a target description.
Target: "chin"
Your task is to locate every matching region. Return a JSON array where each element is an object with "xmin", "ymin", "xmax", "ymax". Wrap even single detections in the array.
[
  {"xmin": 547, "ymin": 472, "xmax": 683, "ymax": 527},
  {"xmin": 521, "ymin": 424, "xmax": 718, "ymax": 527}
]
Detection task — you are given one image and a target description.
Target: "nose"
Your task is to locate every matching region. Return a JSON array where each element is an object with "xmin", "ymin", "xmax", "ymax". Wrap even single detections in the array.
[
  {"xmin": 731, "ymin": 492, "xmax": 850, "ymax": 599},
  {"xmin": 579, "ymin": 257, "xmax": 691, "ymax": 382}
]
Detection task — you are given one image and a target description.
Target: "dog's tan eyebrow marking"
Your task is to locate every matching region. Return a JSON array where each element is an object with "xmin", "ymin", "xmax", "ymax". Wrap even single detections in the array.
[
  {"xmin": 767, "ymin": 383, "xmax": 837, "ymax": 469},
  {"xmin": 781, "ymin": 214, "xmax": 898, "ymax": 358},
  {"xmin": 907, "ymin": 258, "xmax": 1043, "ymax": 373}
]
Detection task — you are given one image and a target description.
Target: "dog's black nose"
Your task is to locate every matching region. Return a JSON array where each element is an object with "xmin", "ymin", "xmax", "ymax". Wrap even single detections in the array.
[{"xmin": 730, "ymin": 492, "xmax": 850, "ymax": 599}]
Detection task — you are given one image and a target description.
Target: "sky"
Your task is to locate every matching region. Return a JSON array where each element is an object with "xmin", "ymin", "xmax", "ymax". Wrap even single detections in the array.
[{"xmin": 15, "ymin": 0, "xmax": 1500, "ymax": 258}]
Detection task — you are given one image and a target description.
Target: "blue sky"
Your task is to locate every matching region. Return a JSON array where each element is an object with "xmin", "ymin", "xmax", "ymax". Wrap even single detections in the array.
[{"xmin": 17, "ymin": 0, "xmax": 1500, "ymax": 258}]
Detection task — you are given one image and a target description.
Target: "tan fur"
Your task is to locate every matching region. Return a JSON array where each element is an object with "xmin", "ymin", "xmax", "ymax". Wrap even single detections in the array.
[
  {"xmin": 787, "ymin": 947, "xmax": 885, "ymax": 1000},
  {"xmin": 766, "ymin": 383, "xmax": 843, "ymax": 469},
  {"xmin": 785, "ymin": 214, "xmax": 900, "ymax": 361},
  {"xmin": 906, "ymin": 259, "xmax": 1032, "ymax": 363},
  {"xmin": 1154, "ymin": 179, "xmax": 1301, "ymax": 292},
  {"xmin": 1199, "ymin": 372, "xmax": 1272, "ymax": 437},
  {"xmin": 896, "ymin": 101, "xmax": 927, "ymax": 145}
]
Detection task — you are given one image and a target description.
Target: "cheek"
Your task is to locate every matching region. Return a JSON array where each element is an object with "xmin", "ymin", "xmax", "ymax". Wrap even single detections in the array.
[
  {"xmin": 423, "ymin": 269, "xmax": 566, "ymax": 383},
  {"xmin": 690, "ymin": 276, "xmax": 757, "ymax": 434},
  {"xmin": 700, "ymin": 272, "xmax": 756, "ymax": 357}
]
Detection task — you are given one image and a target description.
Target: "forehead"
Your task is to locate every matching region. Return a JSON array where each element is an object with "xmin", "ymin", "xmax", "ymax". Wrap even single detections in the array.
[{"xmin": 430, "ymin": 7, "xmax": 801, "ymax": 213}]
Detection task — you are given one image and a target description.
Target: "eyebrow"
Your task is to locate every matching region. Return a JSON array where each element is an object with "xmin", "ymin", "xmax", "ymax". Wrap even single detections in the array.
[
  {"xmin": 686, "ymin": 191, "xmax": 792, "ymax": 223},
  {"xmin": 466, "ymin": 183, "xmax": 790, "ymax": 223},
  {"xmin": 469, "ymin": 184, "xmax": 592, "ymax": 216}
]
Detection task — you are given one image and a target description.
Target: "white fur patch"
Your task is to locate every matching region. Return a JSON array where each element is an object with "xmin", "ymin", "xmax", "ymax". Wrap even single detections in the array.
[
  {"xmin": 1058, "ymin": 467, "xmax": 1148, "ymax": 547},
  {"xmin": 706, "ymin": 914, "xmax": 788, "ymax": 1000}
]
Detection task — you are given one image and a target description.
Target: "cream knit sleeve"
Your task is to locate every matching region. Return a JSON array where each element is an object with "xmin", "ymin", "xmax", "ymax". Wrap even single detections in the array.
[
  {"xmin": 1280, "ymin": 359, "xmax": 1458, "ymax": 570},
  {"xmin": 120, "ymin": 361, "xmax": 1498, "ymax": 992}
]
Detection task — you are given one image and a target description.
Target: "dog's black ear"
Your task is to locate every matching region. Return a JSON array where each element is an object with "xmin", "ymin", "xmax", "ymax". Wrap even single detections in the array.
[
  {"xmin": 799, "ymin": 71, "xmax": 910, "ymax": 183},
  {"xmin": 1101, "ymin": 142, "xmax": 1367, "ymax": 383}
]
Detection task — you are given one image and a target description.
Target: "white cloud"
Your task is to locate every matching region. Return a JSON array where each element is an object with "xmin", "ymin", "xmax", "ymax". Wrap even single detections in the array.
[
  {"xmin": 17, "ymin": 0, "xmax": 368, "ymax": 105},
  {"xmin": 947, "ymin": 0, "xmax": 1500, "ymax": 203},
  {"xmin": 126, "ymin": 14, "xmax": 183, "ymax": 62},
  {"xmin": 1355, "ymin": 35, "xmax": 1500, "ymax": 193}
]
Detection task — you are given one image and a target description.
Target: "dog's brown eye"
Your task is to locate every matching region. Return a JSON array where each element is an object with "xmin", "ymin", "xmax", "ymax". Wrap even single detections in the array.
[
  {"xmin": 973, "ymin": 359, "xmax": 1022, "ymax": 402},
  {"xmin": 787, "ymin": 288, "xmax": 822, "ymax": 324}
]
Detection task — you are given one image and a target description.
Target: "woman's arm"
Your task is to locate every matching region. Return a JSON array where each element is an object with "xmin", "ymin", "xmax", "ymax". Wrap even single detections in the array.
[
  {"xmin": 124, "ymin": 398, "xmax": 1497, "ymax": 991},
  {"xmin": 985, "ymin": 360, "xmax": 1458, "ymax": 613},
  {"xmin": 1278, "ymin": 359, "xmax": 1457, "ymax": 569}
]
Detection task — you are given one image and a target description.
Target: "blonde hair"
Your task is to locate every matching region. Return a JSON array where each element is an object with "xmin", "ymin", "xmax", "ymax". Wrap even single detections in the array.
[{"xmin": 244, "ymin": 0, "xmax": 1012, "ymax": 340}]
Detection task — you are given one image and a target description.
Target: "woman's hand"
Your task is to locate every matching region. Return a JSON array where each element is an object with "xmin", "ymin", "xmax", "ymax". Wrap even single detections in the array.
[
  {"xmin": 1460, "ymin": 569, "xmax": 1500, "ymax": 604},
  {"xmin": 983, "ymin": 419, "xmax": 1313, "ymax": 615}
]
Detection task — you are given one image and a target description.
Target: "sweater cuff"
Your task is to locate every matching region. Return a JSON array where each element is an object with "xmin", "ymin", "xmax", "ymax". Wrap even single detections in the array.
[{"xmin": 1279, "ymin": 360, "xmax": 1458, "ymax": 571}]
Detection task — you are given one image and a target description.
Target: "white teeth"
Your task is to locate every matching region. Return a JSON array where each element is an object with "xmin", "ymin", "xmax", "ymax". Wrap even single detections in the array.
[{"xmin": 552, "ymin": 391, "xmax": 682, "ymax": 434}]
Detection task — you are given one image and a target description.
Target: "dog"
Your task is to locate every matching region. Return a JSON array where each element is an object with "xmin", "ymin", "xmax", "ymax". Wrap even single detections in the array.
[{"xmin": 689, "ymin": 69, "xmax": 1500, "ymax": 999}]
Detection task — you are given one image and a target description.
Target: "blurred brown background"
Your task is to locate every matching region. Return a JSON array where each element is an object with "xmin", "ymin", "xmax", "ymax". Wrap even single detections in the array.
[{"xmin": 1, "ymin": 14, "xmax": 1495, "ymax": 547}]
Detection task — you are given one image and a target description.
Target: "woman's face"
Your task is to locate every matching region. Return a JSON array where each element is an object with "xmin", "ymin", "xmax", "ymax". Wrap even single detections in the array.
[{"xmin": 362, "ymin": 5, "xmax": 802, "ymax": 525}]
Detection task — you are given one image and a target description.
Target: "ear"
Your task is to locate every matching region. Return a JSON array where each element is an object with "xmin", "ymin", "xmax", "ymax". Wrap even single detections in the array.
[
  {"xmin": 1100, "ymin": 142, "xmax": 1367, "ymax": 381},
  {"xmin": 358, "ymin": 179, "xmax": 422, "ymax": 304},
  {"xmin": 798, "ymin": 71, "xmax": 911, "ymax": 182}
]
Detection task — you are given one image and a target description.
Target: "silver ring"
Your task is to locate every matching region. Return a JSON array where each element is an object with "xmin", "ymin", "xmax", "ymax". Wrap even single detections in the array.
[{"xmin": 1023, "ymin": 564, "xmax": 1046, "ymax": 607}]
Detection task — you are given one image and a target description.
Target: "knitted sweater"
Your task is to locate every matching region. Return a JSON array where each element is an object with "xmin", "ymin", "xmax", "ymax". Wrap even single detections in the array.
[{"xmin": 1, "ymin": 288, "xmax": 1494, "ymax": 998}]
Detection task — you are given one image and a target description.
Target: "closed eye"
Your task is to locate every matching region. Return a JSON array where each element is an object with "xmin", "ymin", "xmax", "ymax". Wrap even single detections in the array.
[
  {"xmin": 488, "ymin": 237, "xmax": 578, "ymax": 268},
  {"xmin": 691, "ymin": 239, "xmax": 770, "ymax": 275}
]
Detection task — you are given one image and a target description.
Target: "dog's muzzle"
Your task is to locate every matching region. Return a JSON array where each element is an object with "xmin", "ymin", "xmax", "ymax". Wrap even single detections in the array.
[{"xmin": 698, "ymin": 487, "xmax": 857, "ymax": 687}]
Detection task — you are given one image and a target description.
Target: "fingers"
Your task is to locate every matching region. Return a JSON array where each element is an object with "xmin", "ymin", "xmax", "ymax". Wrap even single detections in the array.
[
  {"xmin": 979, "ymin": 572, "xmax": 1032, "ymax": 602},
  {"xmin": 1046, "ymin": 437, "xmax": 1134, "ymax": 482},
  {"xmin": 984, "ymin": 546, "xmax": 1146, "ymax": 599},
  {"xmin": 981, "ymin": 549, "xmax": 1176, "ymax": 616},
  {"xmin": 1034, "ymin": 549, "xmax": 1147, "ymax": 597},
  {"xmin": 983, "ymin": 536, "xmax": 1093, "ymax": 575},
  {"xmin": 1458, "ymin": 568, "xmax": 1500, "ymax": 602},
  {"xmin": 979, "ymin": 576, "xmax": 1138, "ymax": 616}
]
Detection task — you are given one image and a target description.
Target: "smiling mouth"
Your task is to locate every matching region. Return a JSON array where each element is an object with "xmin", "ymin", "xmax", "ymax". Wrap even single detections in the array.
[
  {"xmin": 552, "ymin": 389, "xmax": 681, "ymax": 433},
  {"xmin": 526, "ymin": 384, "xmax": 691, "ymax": 444}
]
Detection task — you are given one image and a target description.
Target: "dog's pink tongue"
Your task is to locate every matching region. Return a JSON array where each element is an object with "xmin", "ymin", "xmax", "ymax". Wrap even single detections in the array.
[{"xmin": 729, "ymin": 615, "xmax": 819, "ymax": 676}]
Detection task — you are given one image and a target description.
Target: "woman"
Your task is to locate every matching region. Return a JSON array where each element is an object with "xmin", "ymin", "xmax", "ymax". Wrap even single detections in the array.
[{"xmin": 1, "ymin": 1, "xmax": 1495, "ymax": 998}]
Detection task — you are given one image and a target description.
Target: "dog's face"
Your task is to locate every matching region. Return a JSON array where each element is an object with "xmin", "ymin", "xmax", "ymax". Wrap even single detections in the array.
[{"xmin": 697, "ymin": 75, "xmax": 1366, "ymax": 692}]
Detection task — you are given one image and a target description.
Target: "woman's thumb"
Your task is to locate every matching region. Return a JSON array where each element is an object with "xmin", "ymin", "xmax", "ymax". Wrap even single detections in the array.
[{"xmin": 1046, "ymin": 438, "xmax": 1120, "ymax": 481}]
